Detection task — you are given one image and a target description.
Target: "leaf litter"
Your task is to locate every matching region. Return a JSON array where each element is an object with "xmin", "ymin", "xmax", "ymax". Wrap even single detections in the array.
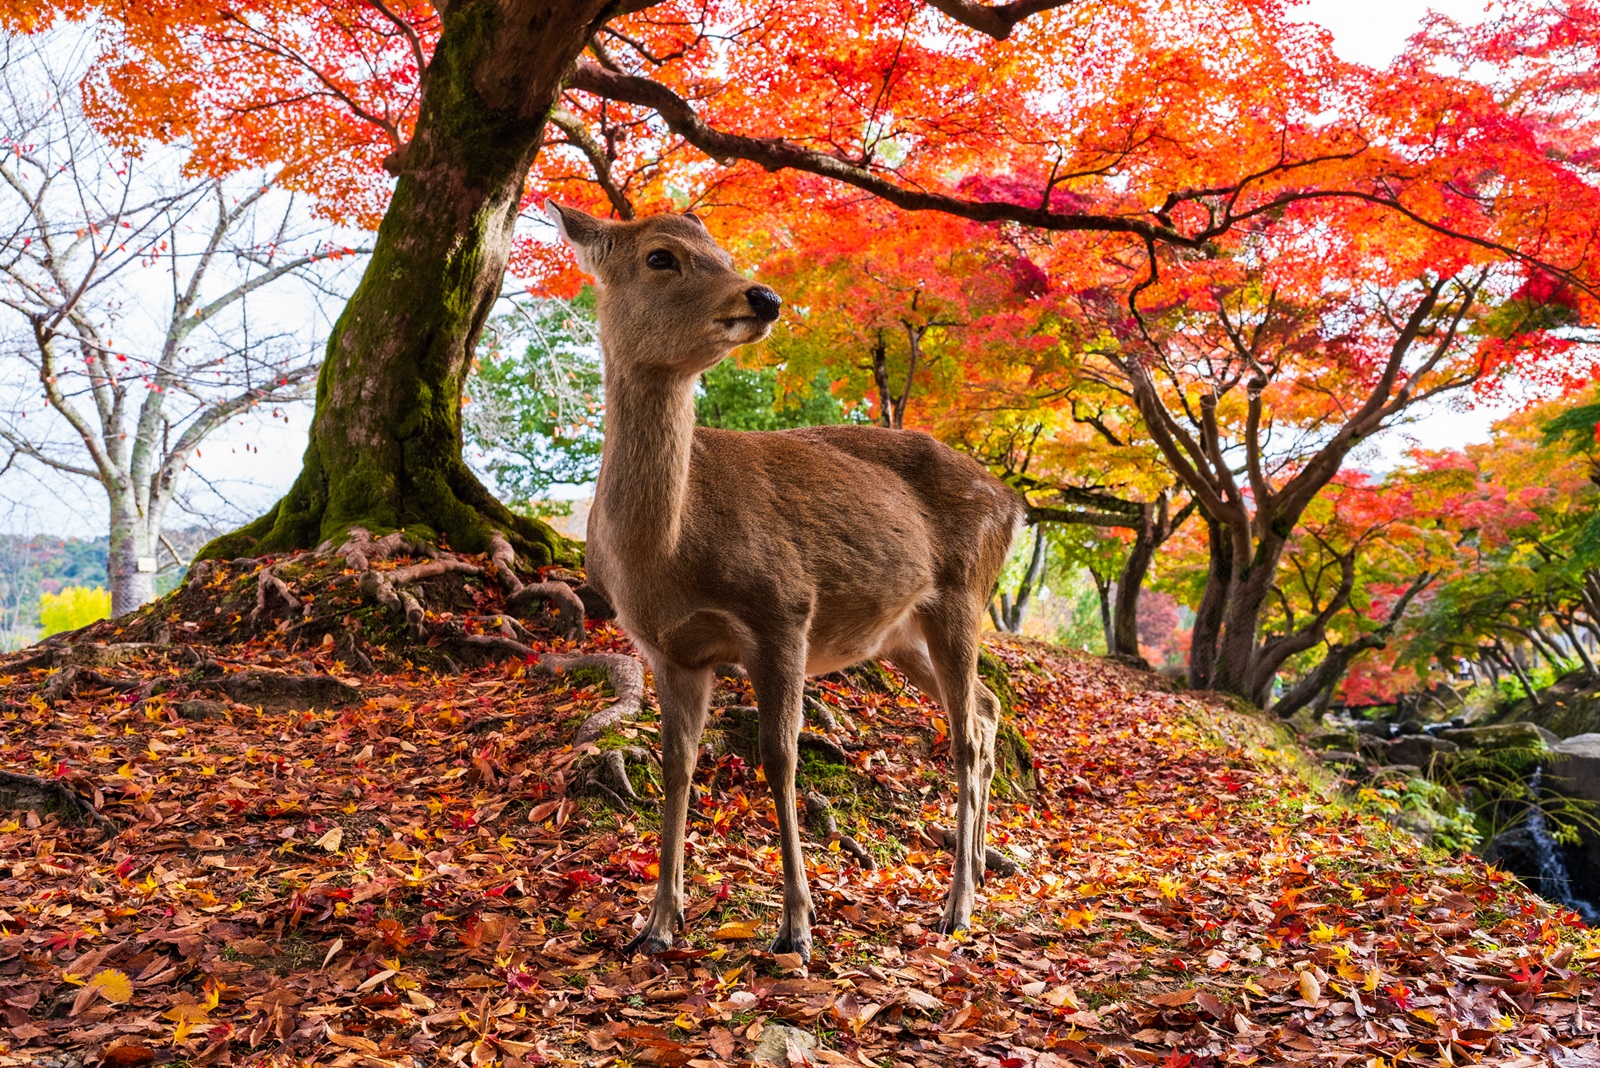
[{"xmin": 1, "ymin": 622, "xmax": 1598, "ymax": 1067}]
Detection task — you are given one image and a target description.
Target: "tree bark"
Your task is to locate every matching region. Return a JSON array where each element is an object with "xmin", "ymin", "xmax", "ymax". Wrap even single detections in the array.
[
  {"xmin": 203, "ymin": 1, "xmax": 610, "ymax": 564},
  {"xmin": 107, "ymin": 502, "xmax": 156, "ymax": 617},
  {"xmin": 1188, "ymin": 515, "xmax": 1233, "ymax": 690}
]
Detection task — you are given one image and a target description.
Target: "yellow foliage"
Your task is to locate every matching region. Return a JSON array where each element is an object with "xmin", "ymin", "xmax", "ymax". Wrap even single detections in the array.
[{"xmin": 40, "ymin": 585, "xmax": 110, "ymax": 637}]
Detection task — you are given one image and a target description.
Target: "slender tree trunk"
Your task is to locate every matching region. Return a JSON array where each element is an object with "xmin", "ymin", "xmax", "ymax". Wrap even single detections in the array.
[
  {"xmin": 1090, "ymin": 568, "xmax": 1114, "ymax": 653},
  {"xmin": 1188, "ymin": 516, "xmax": 1234, "ymax": 690},
  {"xmin": 1496, "ymin": 640, "xmax": 1543, "ymax": 708},
  {"xmin": 1559, "ymin": 616, "xmax": 1599, "ymax": 680},
  {"xmin": 1000, "ymin": 525, "xmax": 1048, "ymax": 633},
  {"xmin": 108, "ymin": 501, "xmax": 155, "ymax": 617},
  {"xmin": 1110, "ymin": 502, "xmax": 1159, "ymax": 660},
  {"xmin": 202, "ymin": 1, "xmax": 610, "ymax": 564}
]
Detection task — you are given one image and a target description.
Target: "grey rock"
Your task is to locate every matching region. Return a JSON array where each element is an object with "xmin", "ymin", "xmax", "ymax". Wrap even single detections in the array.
[
  {"xmin": 1384, "ymin": 734, "xmax": 1459, "ymax": 768},
  {"xmin": 751, "ymin": 1024, "xmax": 819, "ymax": 1065},
  {"xmin": 1550, "ymin": 733, "xmax": 1600, "ymax": 804},
  {"xmin": 1368, "ymin": 764, "xmax": 1423, "ymax": 782},
  {"xmin": 1439, "ymin": 722, "xmax": 1560, "ymax": 751}
]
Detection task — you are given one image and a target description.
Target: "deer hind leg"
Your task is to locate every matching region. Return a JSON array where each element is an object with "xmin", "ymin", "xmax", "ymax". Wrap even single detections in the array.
[
  {"xmin": 623, "ymin": 658, "xmax": 712, "ymax": 956},
  {"xmin": 971, "ymin": 680, "xmax": 1001, "ymax": 889},
  {"xmin": 920, "ymin": 610, "xmax": 988, "ymax": 935},
  {"xmin": 890, "ymin": 634, "xmax": 1002, "ymax": 895},
  {"xmin": 747, "ymin": 648, "xmax": 814, "ymax": 960}
]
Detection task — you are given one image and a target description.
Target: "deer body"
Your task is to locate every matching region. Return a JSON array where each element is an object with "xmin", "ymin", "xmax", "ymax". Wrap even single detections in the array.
[{"xmin": 548, "ymin": 204, "xmax": 1022, "ymax": 960}]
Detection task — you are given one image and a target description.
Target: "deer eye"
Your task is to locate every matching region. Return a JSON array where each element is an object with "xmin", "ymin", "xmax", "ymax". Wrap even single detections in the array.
[{"xmin": 645, "ymin": 249, "xmax": 679, "ymax": 271}]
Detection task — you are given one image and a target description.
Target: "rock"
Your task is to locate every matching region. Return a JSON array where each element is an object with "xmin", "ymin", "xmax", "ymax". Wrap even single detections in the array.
[
  {"xmin": 1355, "ymin": 721, "xmax": 1395, "ymax": 738},
  {"xmin": 751, "ymin": 1024, "xmax": 818, "ymax": 1065},
  {"xmin": 1549, "ymin": 733, "xmax": 1600, "ymax": 804},
  {"xmin": 1317, "ymin": 750, "xmax": 1364, "ymax": 769},
  {"xmin": 1438, "ymin": 722, "xmax": 1559, "ymax": 751},
  {"xmin": 1368, "ymin": 764, "xmax": 1422, "ymax": 782},
  {"xmin": 1355, "ymin": 733, "xmax": 1392, "ymax": 760},
  {"xmin": 1397, "ymin": 719, "xmax": 1428, "ymax": 735},
  {"xmin": 172, "ymin": 699, "xmax": 230, "ymax": 722},
  {"xmin": 1308, "ymin": 731, "xmax": 1358, "ymax": 751},
  {"xmin": 1384, "ymin": 735, "xmax": 1459, "ymax": 768}
]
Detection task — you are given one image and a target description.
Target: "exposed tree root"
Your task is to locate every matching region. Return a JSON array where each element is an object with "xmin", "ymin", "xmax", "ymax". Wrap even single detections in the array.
[
  {"xmin": 0, "ymin": 771, "xmax": 116, "ymax": 836},
  {"xmin": 797, "ymin": 730, "xmax": 854, "ymax": 765},
  {"xmin": 199, "ymin": 670, "xmax": 361, "ymax": 709},
  {"xmin": 252, "ymin": 567, "xmax": 303, "ymax": 626},
  {"xmin": 557, "ymin": 654, "xmax": 647, "ymax": 745},
  {"xmin": 803, "ymin": 694, "xmax": 840, "ymax": 732},
  {"xmin": 804, "ymin": 790, "xmax": 876, "ymax": 869},
  {"xmin": 925, "ymin": 822, "xmax": 1020, "ymax": 876},
  {"xmin": 445, "ymin": 635, "xmax": 647, "ymax": 746},
  {"xmin": 41, "ymin": 664, "xmax": 154, "ymax": 704},
  {"xmin": 584, "ymin": 746, "xmax": 658, "ymax": 808},
  {"xmin": 489, "ymin": 531, "xmax": 585, "ymax": 641}
]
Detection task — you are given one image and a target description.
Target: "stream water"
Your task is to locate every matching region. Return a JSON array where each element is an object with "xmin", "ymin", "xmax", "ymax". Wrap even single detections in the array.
[{"xmin": 1521, "ymin": 766, "xmax": 1600, "ymax": 924}]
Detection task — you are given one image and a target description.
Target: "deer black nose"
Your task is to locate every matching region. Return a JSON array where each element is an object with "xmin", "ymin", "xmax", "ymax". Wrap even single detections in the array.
[{"xmin": 746, "ymin": 286, "xmax": 782, "ymax": 322}]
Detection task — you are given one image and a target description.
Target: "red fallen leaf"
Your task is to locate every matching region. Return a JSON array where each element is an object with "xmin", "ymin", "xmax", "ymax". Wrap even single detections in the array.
[{"xmin": 100, "ymin": 1045, "xmax": 156, "ymax": 1068}]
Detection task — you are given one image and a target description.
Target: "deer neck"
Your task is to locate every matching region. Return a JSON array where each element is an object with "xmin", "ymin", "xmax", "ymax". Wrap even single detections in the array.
[{"xmin": 596, "ymin": 360, "xmax": 699, "ymax": 558}]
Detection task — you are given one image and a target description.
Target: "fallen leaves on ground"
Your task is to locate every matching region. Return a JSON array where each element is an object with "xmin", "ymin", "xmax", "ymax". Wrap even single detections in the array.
[{"xmin": 1, "ymin": 629, "xmax": 1597, "ymax": 1067}]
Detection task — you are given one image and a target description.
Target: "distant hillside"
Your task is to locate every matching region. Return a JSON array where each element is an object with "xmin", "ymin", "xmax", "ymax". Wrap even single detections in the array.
[{"xmin": 0, "ymin": 527, "xmax": 213, "ymax": 648}]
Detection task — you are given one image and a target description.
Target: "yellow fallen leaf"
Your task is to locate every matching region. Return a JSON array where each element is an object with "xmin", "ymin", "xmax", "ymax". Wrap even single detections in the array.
[
  {"xmin": 89, "ymin": 968, "xmax": 133, "ymax": 1005},
  {"xmin": 1298, "ymin": 970, "xmax": 1321, "ymax": 1004},
  {"xmin": 714, "ymin": 919, "xmax": 762, "ymax": 941},
  {"xmin": 315, "ymin": 826, "xmax": 344, "ymax": 853}
]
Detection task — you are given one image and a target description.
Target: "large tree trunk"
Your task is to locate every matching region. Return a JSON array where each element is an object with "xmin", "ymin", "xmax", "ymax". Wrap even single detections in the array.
[
  {"xmin": 201, "ymin": 1, "xmax": 609, "ymax": 564},
  {"xmin": 1210, "ymin": 531, "xmax": 1287, "ymax": 698}
]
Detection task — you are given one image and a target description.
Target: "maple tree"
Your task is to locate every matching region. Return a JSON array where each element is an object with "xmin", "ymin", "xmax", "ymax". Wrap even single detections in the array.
[
  {"xmin": 9, "ymin": 0, "xmax": 1596, "ymax": 573},
  {"xmin": 1386, "ymin": 396, "xmax": 1600, "ymax": 713}
]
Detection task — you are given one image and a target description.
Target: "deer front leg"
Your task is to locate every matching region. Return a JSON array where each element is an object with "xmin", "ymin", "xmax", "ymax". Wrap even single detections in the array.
[
  {"xmin": 623, "ymin": 660, "xmax": 712, "ymax": 956},
  {"xmin": 749, "ymin": 654, "xmax": 814, "ymax": 961}
]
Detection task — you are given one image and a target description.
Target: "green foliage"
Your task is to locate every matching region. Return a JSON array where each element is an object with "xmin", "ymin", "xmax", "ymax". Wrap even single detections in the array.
[
  {"xmin": 1358, "ymin": 776, "xmax": 1482, "ymax": 854},
  {"xmin": 695, "ymin": 360, "xmax": 853, "ymax": 431},
  {"xmin": 1542, "ymin": 399, "xmax": 1600, "ymax": 453},
  {"xmin": 1495, "ymin": 660, "xmax": 1577, "ymax": 705},
  {"xmin": 40, "ymin": 585, "xmax": 111, "ymax": 636},
  {"xmin": 464, "ymin": 295, "xmax": 857, "ymax": 508},
  {"xmin": 465, "ymin": 293, "xmax": 604, "ymax": 506}
]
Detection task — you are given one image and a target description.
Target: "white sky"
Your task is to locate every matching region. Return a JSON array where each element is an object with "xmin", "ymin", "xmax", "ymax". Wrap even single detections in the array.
[{"xmin": 0, "ymin": 0, "xmax": 1516, "ymax": 540}]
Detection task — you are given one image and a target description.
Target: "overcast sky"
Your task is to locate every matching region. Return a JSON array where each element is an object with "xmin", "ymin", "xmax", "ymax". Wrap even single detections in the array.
[{"xmin": 0, "ymin": 0, "xmax": 1515, "ymax": 540}]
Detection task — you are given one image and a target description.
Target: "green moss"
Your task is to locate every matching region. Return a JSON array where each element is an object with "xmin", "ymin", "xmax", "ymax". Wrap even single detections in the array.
[
  {"xmin": 992, "ymin": 719, "xmax": 1036, "ymax": 800},
  {"xmin": 977, "ymin": 650, "xmax": 1016, "ymax": 718}
]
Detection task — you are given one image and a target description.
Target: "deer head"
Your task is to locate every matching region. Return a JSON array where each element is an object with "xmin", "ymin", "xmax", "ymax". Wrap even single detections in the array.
[{"xmin": 544, "ymin": 202, "xmax": 782, "ymax": 374}]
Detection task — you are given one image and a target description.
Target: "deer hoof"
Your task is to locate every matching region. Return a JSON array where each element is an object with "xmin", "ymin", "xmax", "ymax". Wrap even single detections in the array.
[
  {"xmin": 622, "ymin": 930, "xmax": 672, "ymax": 957},
  {"xmin": 932, "ymin": 914, "xmax": 969, "ymax": 937},
  {"xmin": 769, "ymin": 932, "xmax": 812, "ymax": 962}
]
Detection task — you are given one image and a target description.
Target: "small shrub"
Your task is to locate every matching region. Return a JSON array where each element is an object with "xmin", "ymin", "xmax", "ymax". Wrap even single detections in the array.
[{"xmin": 40, "ymin": 585, "xmax": 111, "ymax": 637}]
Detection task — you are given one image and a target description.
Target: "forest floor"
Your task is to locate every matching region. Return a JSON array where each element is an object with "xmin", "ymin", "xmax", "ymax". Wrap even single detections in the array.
[{"xmin": 1, "ymin": 596, "xmax": 1599, "ymax": 1067}]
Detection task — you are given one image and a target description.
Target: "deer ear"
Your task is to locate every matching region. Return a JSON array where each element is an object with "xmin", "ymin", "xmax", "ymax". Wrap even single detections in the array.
[
  {"xmin": 683, "ymin": 211, "xmax": 706, "ymax": 228},
  {"xmin": 544, "ymin": 200, "xmax": 610, "ymax": 273}
]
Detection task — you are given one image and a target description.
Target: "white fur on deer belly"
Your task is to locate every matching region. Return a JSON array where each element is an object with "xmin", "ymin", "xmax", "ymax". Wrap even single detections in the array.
[{"xmin": 803, "ymin": 611, "xmax": 918, "ymax": 677}]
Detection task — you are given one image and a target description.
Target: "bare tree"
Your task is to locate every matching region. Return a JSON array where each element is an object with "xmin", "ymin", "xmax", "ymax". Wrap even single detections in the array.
[{"xmin": 0, "ymin": 35, "xmax": 356, "ymax": 615}]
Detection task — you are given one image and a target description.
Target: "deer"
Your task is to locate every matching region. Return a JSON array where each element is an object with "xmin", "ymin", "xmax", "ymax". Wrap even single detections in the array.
[{"xmin": 545, "ymin": 202, "xmax": 1024, "ymax": 962}]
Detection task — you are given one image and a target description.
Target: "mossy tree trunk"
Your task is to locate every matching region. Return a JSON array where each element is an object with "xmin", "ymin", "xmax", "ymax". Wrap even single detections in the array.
[{"xmin": 205, "ymin": 1, "xmax": 614, "ymax": 564}]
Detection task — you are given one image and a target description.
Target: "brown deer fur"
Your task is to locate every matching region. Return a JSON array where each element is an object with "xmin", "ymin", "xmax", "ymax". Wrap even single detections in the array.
[{"xmin": 547, "ymin": 202, "xmax": 1023, "ymax": 960}]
